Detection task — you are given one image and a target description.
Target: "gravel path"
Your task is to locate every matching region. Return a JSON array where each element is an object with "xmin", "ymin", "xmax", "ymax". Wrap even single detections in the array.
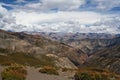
[{"xmin": 26, "ymin": 67, "xmax": 74, "ymax": 80}]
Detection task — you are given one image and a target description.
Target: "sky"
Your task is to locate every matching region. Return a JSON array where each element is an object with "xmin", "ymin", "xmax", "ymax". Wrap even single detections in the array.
[{"xmin": 0, "ymin": 0, "xmax": 120, "ymax": 33}]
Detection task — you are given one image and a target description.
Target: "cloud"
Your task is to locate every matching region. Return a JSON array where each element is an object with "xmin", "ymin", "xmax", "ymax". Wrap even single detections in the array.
[
  {"xmin": 0, "ymin": 0, "xmax": 120, "ymax": 34},
  {"xmin": 90, "ymin": 0, "xmax": 120, "ymax": 11},
  {"xmin": 40, "ymin": 0, "xmax": 85, "ymax": 10},
  {"xmin": 0, "ymin": 4, "xmax": 16, "ymax": 30},
  {"xmin": 15, "ymin": 0, "xmax": 26, "ymax": 3},
  {"xmin": 2, "ymin": 0, "xmax": 120, "ymax": 12},
  {"xmin": 0, "ymin": 9, "xmax": 118, "ymax": 34},
  {"xmin": 10, "ymin": 0, "xmax": 86, "ymax": 12},
  {"xmin": 12, "ymin": 11, "xmax": 102, "ymax": 26},
  {"xmin": 0, "ymin": 4, "xmax": 8, "ymax": 16},
  {"xmin": 9, "ymin": 0, "xmax": 120, "ymax": 12}
]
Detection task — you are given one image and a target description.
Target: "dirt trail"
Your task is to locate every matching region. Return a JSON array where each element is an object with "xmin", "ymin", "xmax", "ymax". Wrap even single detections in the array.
[{"xmin": 26, "ymin": 67, "xmax": 74, "ymax": 80}]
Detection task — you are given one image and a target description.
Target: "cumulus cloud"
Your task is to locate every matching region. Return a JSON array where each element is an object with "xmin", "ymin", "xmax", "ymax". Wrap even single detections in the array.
[
  {"xmin": 0, "ymin": 0, "xmax": 120, "ymax": 34},
  {"xmin": 0, "ymin": 4, "xmax": 8, "ymax": 16},
  {"xmin": 14, "ymin": 0, "xmax": 85, "ymax": 11},
  {"xmin": 0, "ymin": 9, "xmax": 118, "ymax": 34},
  {"xmin": 12, "ymin": 11, "xmax": 103, "ymax": 26},
  {"xmin": 14, "ymin": 0, "xmax": 120, "ymax": 11},
  {"xmin": 0, "ymin": 5, "xmax": 16, "ymax": 30}
]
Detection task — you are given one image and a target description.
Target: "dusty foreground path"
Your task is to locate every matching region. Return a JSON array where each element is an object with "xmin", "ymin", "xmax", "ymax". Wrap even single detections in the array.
[{"xmin": 26, "ymin": 67, "xmax": 74, "ymax": 80}]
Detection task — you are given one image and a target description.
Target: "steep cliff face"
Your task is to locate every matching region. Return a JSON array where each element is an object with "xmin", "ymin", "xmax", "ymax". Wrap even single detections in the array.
[
  {"xmin": 84, "ymin": 45, "xmax": 120, "ymax": 74},
  {"xmin": 0, "ymin": 30, "xmax": 88, "ymax": 66}
]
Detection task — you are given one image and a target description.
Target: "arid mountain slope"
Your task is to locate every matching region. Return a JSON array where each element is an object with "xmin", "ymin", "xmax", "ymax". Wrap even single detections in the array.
[
  {"xmin": 0, "ymin": 30, "xmax": 88, "ymax": 66},
  {"xmin": 84, "ymin": 45, "xmax": 120, "ymax": 74},
  {"xmin": 39, "ymin": 32, "xmax": 120, "ymax": 54},
  {"xmin": 38, "ymin": 32, "xmax": 120, "ymax": 74}
]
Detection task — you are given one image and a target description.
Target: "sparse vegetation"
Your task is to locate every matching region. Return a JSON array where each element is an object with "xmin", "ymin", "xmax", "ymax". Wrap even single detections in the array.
[
  {"xmin": 62, "ymin": 68, "xmax": 74, "ymax": 72},
  {"xmin": 75, "ymin": 72, "xmax": 93, "ymax": 80},
  {"xmin": 0, "ymin": 48, "xmax": 9, "ymax": 53},
  {"xmin": 39, "ymin": 66, "xmax": 59, "ymax": 75},
  {"xmin": 1, "ymin": 64, "xmax": 27, "ymax": 80},
  {"xmin": 74, "ymin": 68, "xmax": 120, "ymax": 80},
  {"xmin": 0, "ymin": 51, "xmax": 55, "ymax": 67}
]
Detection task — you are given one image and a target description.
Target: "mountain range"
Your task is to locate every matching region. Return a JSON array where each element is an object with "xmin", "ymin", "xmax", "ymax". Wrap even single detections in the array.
[
  {"xmin": 0, "ymin": 29, "xmax": 88, "ymax": 67},
  {"xmin": 36, "ymin": 32, "xmax": 120, "ymax": 74},
  {"xmin": 37, "ymin": 32, "xmax": 120, "ymax": 55},
  {"xmin": 0, "ymin": 29, "xmax": 120, "ymax": 79}
]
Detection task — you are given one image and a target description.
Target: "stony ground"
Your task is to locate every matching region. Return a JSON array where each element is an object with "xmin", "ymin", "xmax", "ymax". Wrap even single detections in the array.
[{"xmin": 26, "ymin": 67, "xmax": 75, "ymax": 80}]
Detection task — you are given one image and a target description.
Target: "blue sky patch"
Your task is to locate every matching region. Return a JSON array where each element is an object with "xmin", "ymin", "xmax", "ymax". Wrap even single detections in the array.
[
  {"xmin": 111, "ymin": 7, "xmax": 120, "ymax": 11},
  {"xmin": 0, "ymin": 0, "xmax": 16, "ymax": 4},
  {"xmin": 2, "ymin": 5, "xmax": 13, "ymax": 10}
]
